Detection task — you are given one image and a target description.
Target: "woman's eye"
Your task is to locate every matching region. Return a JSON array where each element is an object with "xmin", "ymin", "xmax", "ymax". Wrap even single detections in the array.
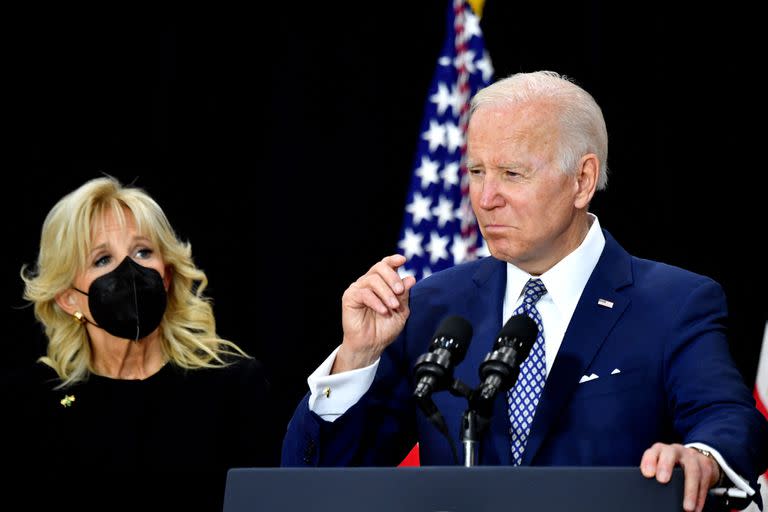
[
  {"xmin": 94, "ymin": 255, "xmax": 111, "ymax": 267},
  {"xmin": 135, "ymin": 248, "xmax": 153, "ymax": 259}
]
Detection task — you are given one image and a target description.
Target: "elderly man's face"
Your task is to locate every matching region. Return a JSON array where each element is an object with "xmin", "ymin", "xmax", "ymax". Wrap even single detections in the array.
[{"xmin": 466, "ymin": 100, "xmax": 587, "ymax": 275}]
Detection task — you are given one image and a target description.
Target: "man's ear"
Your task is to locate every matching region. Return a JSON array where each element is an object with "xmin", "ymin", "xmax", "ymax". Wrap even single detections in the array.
[
  {"xmin": 55, "ymin": 289, "xmax": 78, "ymax": 316},
  {"xmin": 574, "ymin": 153, "xmax": 599, "ymax": 209}
]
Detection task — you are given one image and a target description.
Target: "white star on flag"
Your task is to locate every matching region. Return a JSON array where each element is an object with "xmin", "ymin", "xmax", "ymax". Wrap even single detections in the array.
[
  {"xmin": 476, "ymin": 51, "xmax": 494, "ymax": 82},
  {"xmin": 422, "ymin": 120, "xmax": 446, "ymax": 152},
  {"xmin": 405, "ymin": 192, "xmax": 433, "ymax": 225},
  {"xmin": 451, "ymin": 233, "xmax": 469, "ymax": 264},
  {"xmin": 440, "ymin": 162, "xmax": 459, "ymax": 189},
  {"xmin": 426, "ymin": 231, "xmax": 450, "ymax": 264},
  {"xmin": 432, "ymin": 196, "xmax": 456, "ymax": 228},
  {"xmin": 445, "ymin": 121, "xmax": 464, "ymax": 153},
  {"xmin": 454, "ymin": 50, "xmax": 476, "ymax": 74},
  {"xmin": 430, "ymin": 83, "xmax": 454, "ymax": 116},
  {"xmin": 463, "ymin": 9, "xmax": 482, "ymax": 39},
  {"xmin": 415, "ymin": 156, "xmax": 440, "ymax": 188},
  {"xmin": 398, "ymin": 228, "xmax": 425, "ymax": 259}
]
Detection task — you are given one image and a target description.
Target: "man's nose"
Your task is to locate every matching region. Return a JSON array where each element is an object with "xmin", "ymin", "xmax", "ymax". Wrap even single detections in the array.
[{"xmin": 476, "ymin": 176, "xmax": 504, "ymax": 210}]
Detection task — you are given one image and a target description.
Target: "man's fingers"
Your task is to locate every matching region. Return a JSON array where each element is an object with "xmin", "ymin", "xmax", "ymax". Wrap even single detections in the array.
[
  {"xmin": 381, "ymin": 254, "xmax": 407, "ymax": 268},
  {"xmin": 345, "ymin": 260, "xmax": 415, "ymax": 314},
  {"xmin": 355, "ymin": 287, "xmax": 390, "ymax": 315},
  {"xmin": 689, "ymin": 449, "xmax": 717, "ymax": 512},
  {"xmin": 695, "ymin": 478, "xmax": 708, "ymax": 512},
  {"xmin": 370, "ymin": 256, "xmax": 409, "ymax": 297},
  {"xmin": 640, "ymin": 443, "xmax": 662, "ymax": 477},
  {"xmin": 640, "ymin": 444, "xmax": 713, "ymax": 512},
  {"xmin": 655, "ymin": 445, "xmax": 678, "ymax": 483},
  {"xmin": 359, "ymin": 273, "xmax": 403, "ymax": 310},
  {"xmin": 680, "ymin": 453, "xmax": 701, "ymax": 511}
]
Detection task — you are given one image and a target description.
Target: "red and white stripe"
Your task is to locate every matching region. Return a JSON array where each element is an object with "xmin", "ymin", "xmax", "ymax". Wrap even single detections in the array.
[
  {"xmin": 753, "ymin": 322, "xmax": 768, "ymax": 423},
  {"xmin": 455, "ymin": 0, "xmax": 480, "ymax": 260},
  {"xmin": 741, "ymin": 321, "xmax": 768, "ymax": 511}
]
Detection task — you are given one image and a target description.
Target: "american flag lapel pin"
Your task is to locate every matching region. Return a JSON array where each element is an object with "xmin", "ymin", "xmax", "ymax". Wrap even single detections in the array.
[{"xmin": 597, "ymin": 298, "xmax": 614, "ymax": 309}]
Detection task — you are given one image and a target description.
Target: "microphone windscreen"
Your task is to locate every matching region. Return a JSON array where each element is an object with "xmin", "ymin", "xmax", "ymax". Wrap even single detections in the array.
[
  {"xmin": 431, "ymin": 315, "xmax": 473, "ymax": 362},
  {"xmin": 499, "ymin": 314, "xmax": 538, "ymax": 341},
  {"xmin": 496, "ymin": 314, "xmax": 538, "ymax": 358}
]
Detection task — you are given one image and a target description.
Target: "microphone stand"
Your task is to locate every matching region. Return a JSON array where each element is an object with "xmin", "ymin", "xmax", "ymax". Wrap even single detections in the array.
[
  {"xmin": 450, "ymin": 379, "xmax": 497, "ymax": 467},
  {"xmin": 460, "ymin": 409, "xmax": 479, "ymax": 467},
  {"xmin": 418, "ymin": 377, "xmax": 486, "ymax": 466},
  {"xmin": 448, "ymin": 379, "xmax": 484, "ymax": 467}
]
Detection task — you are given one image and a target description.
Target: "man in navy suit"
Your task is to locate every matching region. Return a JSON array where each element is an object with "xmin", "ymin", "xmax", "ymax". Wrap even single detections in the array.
[{"xmin": 282, "ymin": 71, "xmax": 768, "ymax": 512}]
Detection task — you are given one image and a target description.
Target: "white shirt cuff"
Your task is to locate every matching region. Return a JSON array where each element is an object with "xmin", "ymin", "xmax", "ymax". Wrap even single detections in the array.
[
  {"xmin": 686, "ymin": 442, "xmax": 755, "ymax": 496},
  {"xmin": 307, "ymin": 346, "xmax": 380, "ymax": 422}
]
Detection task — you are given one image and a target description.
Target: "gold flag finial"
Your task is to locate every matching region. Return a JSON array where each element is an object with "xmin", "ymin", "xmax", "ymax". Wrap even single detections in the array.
[{"xmin": 467, "ymin": 0, "xmax": 485, "ymax": 17}]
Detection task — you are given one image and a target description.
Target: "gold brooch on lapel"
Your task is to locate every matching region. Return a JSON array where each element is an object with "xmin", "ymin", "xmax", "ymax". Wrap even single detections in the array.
[{"xmin": 60, "ymin": 395, "xmax": 76, "ymax": 408}]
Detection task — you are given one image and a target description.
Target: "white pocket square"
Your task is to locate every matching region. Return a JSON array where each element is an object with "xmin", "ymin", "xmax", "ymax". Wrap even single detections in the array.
[{"xmin": 579, "ymin": 373, "xmax": 599, "ymax": 383}]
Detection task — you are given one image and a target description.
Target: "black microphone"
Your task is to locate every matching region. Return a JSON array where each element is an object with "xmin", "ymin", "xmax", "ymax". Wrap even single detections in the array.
[
  {"xmin": 476, "ymin": 314, "xmax": 538, "ymax": 403},
  {"xmin": 413, "ymin": 315, "xmax": 473, "ymax": 400}
]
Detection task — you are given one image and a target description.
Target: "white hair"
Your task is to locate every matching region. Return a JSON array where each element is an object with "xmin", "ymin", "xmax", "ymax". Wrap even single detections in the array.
[{"xmin": 469, "ymin": 70, "xmax": 609, "ymax": 190}]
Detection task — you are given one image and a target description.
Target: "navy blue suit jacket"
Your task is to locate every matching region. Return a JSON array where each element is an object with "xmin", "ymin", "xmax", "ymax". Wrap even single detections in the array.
[{"xmin": 283, "ymin": 231, "xmax": 768, "ymax": 490}]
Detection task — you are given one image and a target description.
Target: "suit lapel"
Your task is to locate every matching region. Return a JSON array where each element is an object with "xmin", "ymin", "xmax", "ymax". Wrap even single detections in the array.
[
  {"xmin": 520, "ymin": 231, "xmax": 634, "ymax": 465},
  {"xmin": 459, "ymin": 258, "xmax": 514, "ymax": 465}
]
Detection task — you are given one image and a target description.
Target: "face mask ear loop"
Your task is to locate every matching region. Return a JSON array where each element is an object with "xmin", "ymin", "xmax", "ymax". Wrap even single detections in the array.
[{"xmin": 70, "ymin": 287, "xmax": 100, "ymax": 328}]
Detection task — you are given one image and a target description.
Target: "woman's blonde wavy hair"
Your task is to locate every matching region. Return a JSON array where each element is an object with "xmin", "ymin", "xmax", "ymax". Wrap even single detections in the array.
[{"xmin": 21, "ymin": 176, "xmax": 247, "ymax": 388}]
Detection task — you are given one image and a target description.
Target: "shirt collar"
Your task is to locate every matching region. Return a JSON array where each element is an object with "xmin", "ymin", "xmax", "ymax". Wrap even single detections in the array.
[{"xmin": 506, "ymin": 214, "xmax": 606, "ymax": 316}]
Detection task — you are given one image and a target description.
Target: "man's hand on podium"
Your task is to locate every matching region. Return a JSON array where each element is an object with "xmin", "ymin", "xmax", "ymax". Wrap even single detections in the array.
[{"xmin": 641, "ymin": 442, "xmax": 720, "ymax": 512}]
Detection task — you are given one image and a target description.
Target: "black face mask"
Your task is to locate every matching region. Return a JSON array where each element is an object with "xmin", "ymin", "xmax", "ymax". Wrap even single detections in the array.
[{"xmin": 75, "ymin": 257, "xmax": 168, "ymax": 341}]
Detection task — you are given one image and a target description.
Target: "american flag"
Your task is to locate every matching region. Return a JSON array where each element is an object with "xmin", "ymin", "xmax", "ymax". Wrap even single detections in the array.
[{"xmin": 397, "ymin": 0, "xmax": 494, "ymax": 281}]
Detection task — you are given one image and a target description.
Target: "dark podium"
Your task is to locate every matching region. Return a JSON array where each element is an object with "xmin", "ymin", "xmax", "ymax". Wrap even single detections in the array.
[{"xmin": 223, "ymin": 466, "xmax": 684, "ymax": 512}]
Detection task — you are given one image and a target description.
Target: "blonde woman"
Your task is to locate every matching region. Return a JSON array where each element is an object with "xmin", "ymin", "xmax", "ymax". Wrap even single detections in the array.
[{"xmin": 6, "ymin": 176, "xmax": 279, "ymax": 510}]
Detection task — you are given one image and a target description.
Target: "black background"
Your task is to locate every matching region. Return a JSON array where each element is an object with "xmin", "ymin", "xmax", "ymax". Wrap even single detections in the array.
[{"xmin": 3, "ymin": 2, "xmax": 766, "ymax": 435}]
